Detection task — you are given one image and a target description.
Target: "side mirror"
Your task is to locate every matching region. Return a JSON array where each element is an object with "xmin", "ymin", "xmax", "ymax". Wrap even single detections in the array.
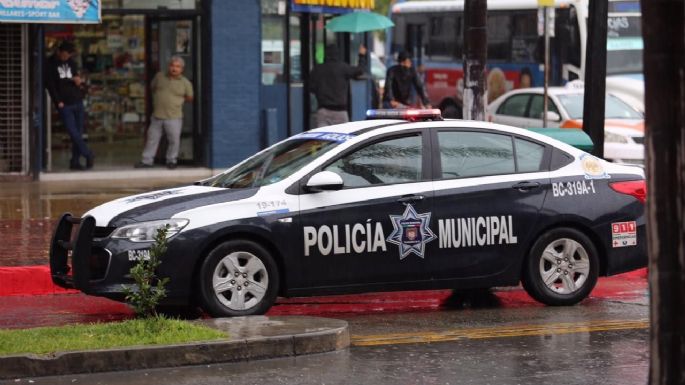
[
  {"xmin": 543, "ymin": 111, "xmax": 561, "ymax": 123},
  {"xmin": 305, "ymin": 171, "xmax": 344, "ymax": 192}
]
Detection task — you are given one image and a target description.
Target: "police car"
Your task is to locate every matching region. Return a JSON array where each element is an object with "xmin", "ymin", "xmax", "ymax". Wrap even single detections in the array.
[{"xmin": 50, "ymin": 109, "xmax": 647, "ymax": 317}]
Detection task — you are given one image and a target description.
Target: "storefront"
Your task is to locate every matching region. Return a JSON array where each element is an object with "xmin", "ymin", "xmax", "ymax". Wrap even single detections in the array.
[
  {"xmin": 260, "ymin": 0, "xmax": 376, "ymax": 138},
  {"xmin": 43, "ymin": 1, "xmax": 204, "ymax": 171},
  {"xmin": 0, "ymin": 0, "xmax": 377, "ymax": 179}
]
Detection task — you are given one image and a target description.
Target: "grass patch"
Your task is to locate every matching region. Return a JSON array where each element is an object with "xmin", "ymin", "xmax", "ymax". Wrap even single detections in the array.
[{"xmin": 0, "ymin": 317, "xmax": 226, "ymax": 357}]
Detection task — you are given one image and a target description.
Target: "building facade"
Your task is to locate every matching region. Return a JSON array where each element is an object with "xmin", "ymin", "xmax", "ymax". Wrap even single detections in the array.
[{"xmin": 0, "ymin": 0, "xmax": 374, "ymax": 179}]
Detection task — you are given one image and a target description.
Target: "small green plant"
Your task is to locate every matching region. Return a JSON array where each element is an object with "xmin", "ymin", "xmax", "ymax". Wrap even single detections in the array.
[{"xmin": 123, "ymin": 226, "xmax": 170, "ymax": 318}]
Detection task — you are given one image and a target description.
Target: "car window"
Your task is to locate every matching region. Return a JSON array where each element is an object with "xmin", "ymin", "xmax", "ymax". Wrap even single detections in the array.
[
  {"xmin": 557, "ymin": 93, "xmax": 643, "ymax": 120},
  {"xmin": 438, "ymin": 131, "xmax": 515, "ymax": 178},
  {"xmin": 528, "ymin": 95, "xmax": 559, "ymax": 120},
  {"xmin": 515, "ymin": 137, "xmax": 546, "ymax": 172},
  {"xmin": 496, "ymin": 94, "xmax": 531, "ymax": 117},
  {"xmin": 324, "ymin": 135, "xmax": 423, "ymax": 188}
]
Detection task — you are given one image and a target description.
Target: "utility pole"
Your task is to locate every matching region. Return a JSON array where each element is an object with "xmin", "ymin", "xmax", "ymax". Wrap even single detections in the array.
[
  {"xmin": 641, "ymin": 0, "xmax": 685, "ymax": 384},
  {"xmin": 582, "ymin": 0, "xmax": 608, "ymax": 158},
  {"xmin": 462, "ymin": 0, "xmax": 487, "ymax": 121}
]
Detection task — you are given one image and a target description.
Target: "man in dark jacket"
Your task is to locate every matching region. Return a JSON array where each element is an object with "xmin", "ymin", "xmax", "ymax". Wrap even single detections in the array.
[
  {"xmin": 309, "ymin": 44, "xmax": 367, "ymax": 127},
  {"xmin": 45, "ymin": 41, "xmax": 94, "ymax": 170},
  {"xmin": 383, "ymin": 51, "xmax": 431, "ymax": 109}
]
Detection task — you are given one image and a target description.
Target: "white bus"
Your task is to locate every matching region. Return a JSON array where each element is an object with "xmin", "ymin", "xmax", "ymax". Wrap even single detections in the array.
[{"xmin": 388, "ymin": 0, "xmax": 643, "ymax": 116}]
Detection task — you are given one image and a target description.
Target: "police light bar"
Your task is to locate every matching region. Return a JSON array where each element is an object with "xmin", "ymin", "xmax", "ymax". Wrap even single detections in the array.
[{"xmin": 366, "ymin": 108, "xmax": 443, "ymax": 121}]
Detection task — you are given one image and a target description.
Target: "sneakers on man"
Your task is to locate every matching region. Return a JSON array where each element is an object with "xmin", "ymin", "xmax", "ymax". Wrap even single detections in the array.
[
  {"xmin": 166, "ymin": 162, "xmax": 177, "ymax": 170},
  {"xmin": 134, "ymin": 162, "xmax": 154, "ymax": 168},
  {"xmin": 69, "ymin": 163, "xmax": 85, "ymax": 171}
]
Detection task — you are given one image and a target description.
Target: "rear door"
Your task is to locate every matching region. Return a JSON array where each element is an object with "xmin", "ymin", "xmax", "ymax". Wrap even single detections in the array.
[{"xmin": 427, "ymin": 128, "xmax": 551, "ymax": 281}]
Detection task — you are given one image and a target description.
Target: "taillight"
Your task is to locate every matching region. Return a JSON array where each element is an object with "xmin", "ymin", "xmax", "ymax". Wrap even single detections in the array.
[{"xmin": 610, "ymin": 180, "xmax": 646, "ymax": 203}]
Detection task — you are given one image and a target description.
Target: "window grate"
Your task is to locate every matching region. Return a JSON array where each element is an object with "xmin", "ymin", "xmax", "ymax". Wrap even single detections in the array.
[{"xmin": 0, "ymin": 24, "xmax": 25, "ymax": 174}]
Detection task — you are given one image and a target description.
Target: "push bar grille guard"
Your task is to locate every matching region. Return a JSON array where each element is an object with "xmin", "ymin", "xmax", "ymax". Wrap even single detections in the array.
[{"xmin": 49, "ymin": 213, "xmax": 96, "ymax": 291}]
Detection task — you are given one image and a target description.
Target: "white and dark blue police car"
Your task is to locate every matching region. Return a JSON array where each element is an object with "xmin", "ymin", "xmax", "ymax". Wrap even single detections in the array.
[{"xmin": 50, "ymin": 109, "xmax": 647, "ymax": 317}]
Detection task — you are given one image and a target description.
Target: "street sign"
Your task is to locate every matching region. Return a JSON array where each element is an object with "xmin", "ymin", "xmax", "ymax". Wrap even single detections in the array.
[{"xmin": 0, "ymin": 0, "xmax": 101, "ymax": 24}]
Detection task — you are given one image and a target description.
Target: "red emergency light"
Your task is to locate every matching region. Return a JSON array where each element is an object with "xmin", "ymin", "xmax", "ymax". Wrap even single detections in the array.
[{"xmin": 366, "ymin": 108, "xmax": 443, "ymax": 121}]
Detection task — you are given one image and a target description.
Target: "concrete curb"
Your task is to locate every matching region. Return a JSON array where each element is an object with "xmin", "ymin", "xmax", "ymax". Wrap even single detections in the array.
[{"xmin": 0, "ymin": 316, "xmax": 349, "ymax": 380}]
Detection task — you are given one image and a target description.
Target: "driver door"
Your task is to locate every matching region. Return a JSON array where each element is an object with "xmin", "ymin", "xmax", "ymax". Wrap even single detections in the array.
[{"xmin": 296, "ymin": 130, "xmax": 436, "ymax": 290}]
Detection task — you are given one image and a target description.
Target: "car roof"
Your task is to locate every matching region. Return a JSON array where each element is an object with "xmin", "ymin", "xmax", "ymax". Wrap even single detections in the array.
[
  {"xmin": 498, "ymin": 87, "xmax": 584, "ymax": 97},
  {"xmin": 307, "ymin": 118, "xmax": 586, "ymax": 157}
]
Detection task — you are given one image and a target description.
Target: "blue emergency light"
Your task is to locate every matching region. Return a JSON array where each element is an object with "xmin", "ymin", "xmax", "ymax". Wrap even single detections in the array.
[{"xmin": 366, "ymin": 109, "xmax": 443, "ymax": 121}]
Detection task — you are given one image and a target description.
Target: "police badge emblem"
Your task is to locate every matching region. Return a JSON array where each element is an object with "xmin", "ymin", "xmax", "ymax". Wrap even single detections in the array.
[{"xmin": 387, "ymin": 204, "xmax": 436, "ymax": 260}]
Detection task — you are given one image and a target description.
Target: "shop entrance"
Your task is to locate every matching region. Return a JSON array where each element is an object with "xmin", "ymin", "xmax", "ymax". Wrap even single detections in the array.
[
  {"xmin": 44, "ymin": 14, "xmax": 200, "ymax": 172},
  {"xmin": 147, "ymin": 16, "xmax": 198, "ymax": 166}
]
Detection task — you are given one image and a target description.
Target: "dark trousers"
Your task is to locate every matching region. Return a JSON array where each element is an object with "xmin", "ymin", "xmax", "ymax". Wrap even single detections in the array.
[{"xmin": 58, "ymin": 102, "xmax": 92, "ymax": 166}]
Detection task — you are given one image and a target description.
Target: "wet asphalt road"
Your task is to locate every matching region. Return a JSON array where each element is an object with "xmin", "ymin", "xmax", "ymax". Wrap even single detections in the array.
[
  {"xmin": 3, "ymin": 282, "xmax": 649, "ymax": 385},
  {"xmin": 5, "ymin": 328, "xmax": 647, "ymax": 385}
]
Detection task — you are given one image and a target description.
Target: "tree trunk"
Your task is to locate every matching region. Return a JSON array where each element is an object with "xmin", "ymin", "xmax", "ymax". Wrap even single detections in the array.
[
  {"xmin": 462, "ymin": 0, "xmax": 487, "ymax": 121},
  {"xmin": 582, "ymin": 0, "xmax": 607, "ymax": 158},
  {"xmin": 641, "ymin": 0, "xmax": 685, "ymax": 384}
]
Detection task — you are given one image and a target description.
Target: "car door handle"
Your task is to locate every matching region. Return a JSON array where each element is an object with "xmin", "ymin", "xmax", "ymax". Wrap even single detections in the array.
[
  {"xmin": 397, "ymin": 194, "xmax": 425, "ymax": 204},
  {"xmin": 512, "ymin": 181, "xmax": 541, "ymax": 192}
]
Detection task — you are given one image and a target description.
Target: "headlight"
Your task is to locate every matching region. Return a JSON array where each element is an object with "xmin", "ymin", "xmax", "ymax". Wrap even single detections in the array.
[{"xmin": 111, "ymin": 219, "xmax": 189, "ymax": 242}]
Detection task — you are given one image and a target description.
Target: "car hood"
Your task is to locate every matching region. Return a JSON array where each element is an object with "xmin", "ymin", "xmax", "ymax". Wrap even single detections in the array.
[{"xmin": 84, "ymin": 185, "xmax": 259, "ymax": 227}]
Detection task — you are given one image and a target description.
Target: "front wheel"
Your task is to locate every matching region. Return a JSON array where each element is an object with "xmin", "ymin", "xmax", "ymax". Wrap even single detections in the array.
[
  {"xmin": 522, "ymin": 228, "xmax": 599, "ymax": 306},
  {"xmin": 198, "ymin": 240, "xmax": 279, "ymax": 317}
]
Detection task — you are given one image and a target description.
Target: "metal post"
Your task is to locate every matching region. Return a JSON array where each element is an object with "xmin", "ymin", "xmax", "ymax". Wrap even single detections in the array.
[
  {"xmin": 462, "ymin": 0, "xmax": 487, "ymax": 121},
  {"xmin": 582, "ymin": 0, "xmax": 608, "ymax": 158},
  {"xmin": 543, "ymin": 7, "xmax": 550, "ymax": 127}
]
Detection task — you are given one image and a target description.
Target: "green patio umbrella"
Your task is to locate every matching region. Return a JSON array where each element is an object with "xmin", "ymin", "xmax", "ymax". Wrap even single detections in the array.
[{"xmin": 325, "ymin": 11, "xmax": 394, "ymax": 33}]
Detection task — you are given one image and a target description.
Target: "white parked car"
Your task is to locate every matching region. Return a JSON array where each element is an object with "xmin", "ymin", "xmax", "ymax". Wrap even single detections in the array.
[
  {"xmin": 487, "ymin": 86, "xmax": 644, "ymax": 164},
  {"xmin": 604, "ymin": 126, "xmax": 644, "ymax": 165}
]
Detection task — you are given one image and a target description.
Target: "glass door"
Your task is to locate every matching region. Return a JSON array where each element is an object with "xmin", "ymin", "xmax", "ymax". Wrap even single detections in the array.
[{"xmin": 147, "ymin": 17, "xmax": 199, "ymax": 166}]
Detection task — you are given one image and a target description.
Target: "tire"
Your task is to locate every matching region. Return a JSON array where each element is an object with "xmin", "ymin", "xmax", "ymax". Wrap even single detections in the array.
[
  {"xmin": 522, "ymin": 228, "xmax": 599, "ymax": 306},
  {"xmin": 198, "ymin": 240, "xmax": 279, "ymax": 317},
  {"xmin": 442, "ymin": 103, "xmax": 462, "ymax": 119}
]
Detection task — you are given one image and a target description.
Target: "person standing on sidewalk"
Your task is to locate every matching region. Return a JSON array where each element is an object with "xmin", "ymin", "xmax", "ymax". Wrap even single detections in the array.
[
  {"xmin": 309, "ymin": 44, "xmax": 367, "ymax": 128},
  {"xmin": 382, "ymin": 51, "xmax": 431, "ymax": 109},
  {"xmin": 135, "ymin": 56, "xmax": 193, "ymax": 169},
  {"xmin": 45, "ymin": 41, "xmax": 94, "ymax": 171}
]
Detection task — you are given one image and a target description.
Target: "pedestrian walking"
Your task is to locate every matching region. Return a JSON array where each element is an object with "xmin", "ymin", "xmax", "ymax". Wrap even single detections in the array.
[
  {"xmin": 135, "ymin": 56, "xmax": 193, "ymax": 169},
  {"xmin": 45, "ymin": 41, "xmax": 94, "ymax": 171},
  {"xmin": 309, "ymin": 44, "xmax": 368, "ymax": 128},
  {"xmin": 383, "ymin": 51, "xmax": 431, "ymax": 109}
]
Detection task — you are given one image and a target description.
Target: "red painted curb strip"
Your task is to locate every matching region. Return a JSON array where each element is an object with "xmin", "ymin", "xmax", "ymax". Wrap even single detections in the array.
[
  {"xmin": 0, "ymin": 265, "xmax": 77, "ymax": 296},
  {"xmin": 0, "ymin": 264, "xmax": 648, "ymax": 297}
]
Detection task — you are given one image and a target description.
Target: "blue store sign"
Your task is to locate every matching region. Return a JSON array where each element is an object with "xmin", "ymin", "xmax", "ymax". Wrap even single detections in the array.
[{"xmin": 0, "ymin": 0, "xmax": 101, "ymax": 23}]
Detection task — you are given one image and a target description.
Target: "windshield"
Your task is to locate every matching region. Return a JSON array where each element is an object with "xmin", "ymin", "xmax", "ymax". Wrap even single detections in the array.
[
  {"xmin": 607, "ymin": 39, "xmax": 643, "ymax": 75},
  {"xmin": 557, "ymin": 93, "xmax": 643, "ymax": 120},
  {"xmin": 201, "ymin": 134, "xmax": 349, "ymax": 188}
]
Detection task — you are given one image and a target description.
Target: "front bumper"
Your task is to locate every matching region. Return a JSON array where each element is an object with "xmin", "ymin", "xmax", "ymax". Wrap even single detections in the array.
[
  {"xmin": 50, "ymin": 213, "xmax": 98, "ymax": 291},
  {"xmin": 49, "ymin": 213, "xmax": 200, "ymax": 304}
]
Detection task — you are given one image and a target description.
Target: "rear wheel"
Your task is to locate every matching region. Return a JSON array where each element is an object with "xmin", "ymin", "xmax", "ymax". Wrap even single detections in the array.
[
  {"xmin": 522, "ymin": 228, "xmax": 599, "ymax": 306},
  {"xmin": 199, "ymin": 240, "xmax": 279, "ymax": 317}
]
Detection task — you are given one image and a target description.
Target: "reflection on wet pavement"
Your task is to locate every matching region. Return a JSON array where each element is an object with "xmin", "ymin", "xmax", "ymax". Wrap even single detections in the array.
[{"xmin": 0, "ymin": 178, "xmax": 199, "ymax": 266}]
